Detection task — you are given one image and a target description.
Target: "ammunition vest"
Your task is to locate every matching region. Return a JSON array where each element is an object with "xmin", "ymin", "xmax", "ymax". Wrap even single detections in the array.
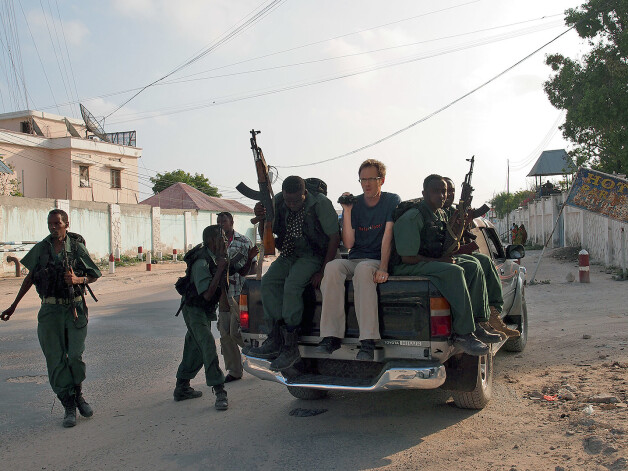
[
  {"xmin": 273, "ymin": 193, "xmax": 330, "ymax": 257},
  {"xmin": 417, "ymin": 203, "xmax": 446, "ymax": 259},
  {"xmin": 32, "ymin": 236, "xmax": 86, "ymax": 299},
  {"xmin": 175, "ymin": 245, "xmax": 223, "ymax": 311}
]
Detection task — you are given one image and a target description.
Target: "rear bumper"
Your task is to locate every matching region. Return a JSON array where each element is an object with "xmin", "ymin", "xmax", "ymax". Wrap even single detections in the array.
[{"xmin": 242, "ymin": 355, "xmax": 446, "ymax": 391}]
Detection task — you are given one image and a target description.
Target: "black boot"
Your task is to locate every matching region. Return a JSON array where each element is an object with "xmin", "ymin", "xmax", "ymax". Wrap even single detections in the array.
[
  {"xmin": 269, "ymin": 326, "xmax": 301, "ymax": 371},
  {"xmin": 173, "ymin": 378, "xmax": 203, "ymax": 402},
  {"xmin": 212, "ymin": 385, "xmax": 228, "ymax": 411},
  {"xmin": 59, "ymin": 394, "xmax": 77, "ymax": 428},
  {"xmin": 74, "ymin": 384, "xmax": 93, "ymax": 418},
  {"xmin": 248, "ymin": 322, "xmax": 282, "ymax": 360}
]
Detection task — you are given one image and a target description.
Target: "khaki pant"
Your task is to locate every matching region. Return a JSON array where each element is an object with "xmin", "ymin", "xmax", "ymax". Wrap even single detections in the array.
[
  {"xmin": 218, "ymin": 307, "xmax": 244, "ymax": 378},
  {"xmin": 319, "ymin": 258, "xmax": 381, "ymax": 341}
]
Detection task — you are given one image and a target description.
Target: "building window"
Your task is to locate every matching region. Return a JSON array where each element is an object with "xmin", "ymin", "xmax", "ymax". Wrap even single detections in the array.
[
  {"xmin": 110, "ymin": 169, "xmax": 121, "ymax": 189},
  {"xmin": 79, "ymin": 166, "xmax": 90, "ymax": 187}
]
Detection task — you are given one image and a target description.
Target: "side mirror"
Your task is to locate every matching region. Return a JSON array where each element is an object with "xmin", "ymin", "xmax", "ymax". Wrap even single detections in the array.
[{"xmin": 506, "ymin": 244, "xmax": 525, "ymax": 260}]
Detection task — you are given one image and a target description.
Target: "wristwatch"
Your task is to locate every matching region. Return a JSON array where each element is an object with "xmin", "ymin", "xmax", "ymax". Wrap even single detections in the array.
[{"xmin": 83, "ymin": 276, "xmax": 87, "ymax": 284}]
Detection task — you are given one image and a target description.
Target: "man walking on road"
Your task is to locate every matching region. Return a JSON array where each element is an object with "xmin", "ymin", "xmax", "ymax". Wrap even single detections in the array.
[
  {"xmin": 216, "ymin": 212, "xmax": 258, "ymax": 383},
  {"xmin": 1, "ymin": 209, "xmax": 101, "ymax": 428}
]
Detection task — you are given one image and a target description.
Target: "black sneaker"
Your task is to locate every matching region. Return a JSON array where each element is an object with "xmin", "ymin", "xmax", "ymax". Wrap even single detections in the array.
[
  {"xmin": 315, "ymin": 336, "xmax": 341, "ymax": 354},
  {"xmin": 474, "ymin": 325, "xmax": 502, "ymax": 344},
  {"xmin": 453, "ymin": 333, "xmax": 489, "ymax": 356},
  {"xmin": 356, "ymin": 339, "xmax": 376, "ymax": 361}
]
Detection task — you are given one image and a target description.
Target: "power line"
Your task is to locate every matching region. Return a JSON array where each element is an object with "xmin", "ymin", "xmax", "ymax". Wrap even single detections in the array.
[
  {"xmin": 18, "ymin": 0, "xmax": 60, "ymax": 114},
  {"xmin": 39, "ymin": 0, "xmax": 73, "ymax": 108},
  {"xmin": 104, "ymin": 0, "xmax": 288, "ymax": 119},
  {"xmin": 276, "ymin": 26, "xmax": 577, "ymax": 169},
  {"xmin": 34, "ymin": 0, "xmax": 500, "ymax": 112},
  {"xmin": 53, "ymin": 0, "xmax": 81, "ymax": 117},
  {"xmin": 109, "ymin": 20, "xmax": 565, "ymax": 125}
]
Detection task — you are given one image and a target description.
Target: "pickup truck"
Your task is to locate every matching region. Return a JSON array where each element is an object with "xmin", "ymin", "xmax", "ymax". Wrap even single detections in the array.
[{"xmin": 238, "ymin": 218, "xmax": 527, "ymax": 409}]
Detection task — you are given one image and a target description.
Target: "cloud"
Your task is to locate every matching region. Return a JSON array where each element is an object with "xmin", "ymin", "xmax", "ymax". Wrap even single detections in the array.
[{"xmin": 25, "ymin": 9, "xmax": 89, "ymax": 48}]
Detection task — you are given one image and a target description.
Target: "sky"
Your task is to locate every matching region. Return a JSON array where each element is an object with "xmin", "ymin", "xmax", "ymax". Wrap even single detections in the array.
[{"xmin": 0, "ymin": 0, "xmax": 589, "ymax": 208}]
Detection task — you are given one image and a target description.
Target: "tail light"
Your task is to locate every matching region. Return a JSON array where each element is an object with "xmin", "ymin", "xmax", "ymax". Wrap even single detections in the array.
[
  {"xmin": 430, "ymin": 297, "xmax": 452, "ymax": 337},
  {"xmin": 239, "ymin": 294, "xmax": 249, "ymax": 330}
]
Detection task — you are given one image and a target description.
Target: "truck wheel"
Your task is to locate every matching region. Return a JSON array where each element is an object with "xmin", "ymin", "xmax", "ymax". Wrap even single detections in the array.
[
  {"xmin": 451, "ymin": 353, "xmax": 493, "ymax": 410},
  {"xmin": 287, "ymin": 386, "xmax": 328, "ymax": 400},
  {"xmin": 503, "ymin": 297, "xmax": 528, "ymax": 352}
]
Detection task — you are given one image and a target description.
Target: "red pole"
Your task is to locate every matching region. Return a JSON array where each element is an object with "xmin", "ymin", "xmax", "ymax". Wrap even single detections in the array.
[{"xmin": 579, "ymin": 249, "xmax": 590, "ymax": 283}]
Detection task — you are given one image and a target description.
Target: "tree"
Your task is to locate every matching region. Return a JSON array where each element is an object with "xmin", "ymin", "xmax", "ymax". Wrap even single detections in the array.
[
  {"xmin": 150, "ymin": 169, "xmax": 221, "ymax": 197},
  {"xmin": 0, "ymin": 156, "xmax": 22, "ymax": 196},
  {"xmin": 544, "ymin": 0, "xmax": 628, "ymax": 175},
  {"xmin": 489, "ymin": 190, "xmax": 535, "ymax": 218}
]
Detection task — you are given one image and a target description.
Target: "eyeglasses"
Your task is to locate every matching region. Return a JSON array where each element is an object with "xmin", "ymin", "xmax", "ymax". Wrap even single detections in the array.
[{"xmin": 358, "ymin": 177, "xmax": 382, "ymax": 183}]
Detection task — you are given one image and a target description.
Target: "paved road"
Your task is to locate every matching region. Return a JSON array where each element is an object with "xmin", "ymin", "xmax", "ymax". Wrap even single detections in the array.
[{"xmin": 0, "ymin": 253, "xmax": 626, "ymax": 470}]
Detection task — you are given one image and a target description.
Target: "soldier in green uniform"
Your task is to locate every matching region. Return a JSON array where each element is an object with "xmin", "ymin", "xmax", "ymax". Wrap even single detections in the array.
[
  {"xmin": 392, "ymin": 175, "xmax": 501, "ymax": 355},
  {"xmin": 173, "ymin": 225, "xmax": 229, "ymax": 411},
  {"xmin": 443, "ymin": 177, "xmax": 519, "ymax": 339},
  {"xmin": 248, "ymin": 176, "xmax": 340, "ymax": 371},
  {"xmin": 1, "ymin": 209, "xmax": 101, "ymax": 428}
]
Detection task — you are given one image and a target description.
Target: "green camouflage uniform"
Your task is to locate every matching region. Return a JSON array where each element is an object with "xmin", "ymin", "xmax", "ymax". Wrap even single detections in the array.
[
  {"xmin": 392, "ymin": 200, "xmax": 489, "ymax": 335},
  {"xmin": 261, "ymin": 191, "xmax": 339, "ymax": 327},
  {"xmin": 444, "ymin": 205, "xmax": 504, "ymax": 313},
  {"xmin": 20, "ymin": 235, "xmax": 101, "ymax": 398},
  {"xmin": 176, "ymin": 248, "xmax": 225, "ymax": 387}
]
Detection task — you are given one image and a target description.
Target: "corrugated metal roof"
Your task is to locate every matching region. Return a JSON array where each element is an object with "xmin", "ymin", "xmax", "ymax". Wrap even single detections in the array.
[
  {"xmin": 0, "ymin": 159, "xmax": 13, "ymax": 174},
  {"xmin": 140, "ymin": 182, "xmax": 254, "ymax": 213},
  {"xmin": 527, "ymin": 149, "xmax": 576, "ymax": 177}
]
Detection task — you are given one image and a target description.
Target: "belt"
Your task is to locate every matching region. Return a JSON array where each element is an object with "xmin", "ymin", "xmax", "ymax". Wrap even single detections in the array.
[{"xmin": 41, "ymin": 296, "xmax": 82, "ymax": 305}]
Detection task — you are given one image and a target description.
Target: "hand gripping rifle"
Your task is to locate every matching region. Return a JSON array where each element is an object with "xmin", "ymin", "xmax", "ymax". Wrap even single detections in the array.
[
  {"xmin": 236, "ymin": 130, "xmax": 276, "ymax": 257},
  {"xmin": 443, "ymin": 156, "xmax": 476, "ymax": 257}
]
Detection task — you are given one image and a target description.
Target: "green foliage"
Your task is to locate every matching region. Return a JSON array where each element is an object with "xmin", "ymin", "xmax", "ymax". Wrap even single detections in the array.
[
  {"xmin": 544, "ymin": 0, "xmax": 628, "ymax": 175},
  {"xmin": 150, "ymin": 169, "xmax": 221, "ymax": 197},
  {"xmin": 489, "ymin": 189, "xmax": 536, "ymax": 218},
  {"xmin": 0, "ymin": 155, "xmax": 22, "ymax": 196}
]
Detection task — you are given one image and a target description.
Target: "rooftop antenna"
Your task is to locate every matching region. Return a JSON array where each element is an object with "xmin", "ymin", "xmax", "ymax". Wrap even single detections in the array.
[{"xmin": 80, "ymin": 103, "xmax": 110, "ymax": 142}]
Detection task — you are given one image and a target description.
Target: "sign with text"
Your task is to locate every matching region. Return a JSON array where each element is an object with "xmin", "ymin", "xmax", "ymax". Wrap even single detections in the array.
[{"xmin": 565, "ymin": 168, "xmax": 628, "ymax": 223}]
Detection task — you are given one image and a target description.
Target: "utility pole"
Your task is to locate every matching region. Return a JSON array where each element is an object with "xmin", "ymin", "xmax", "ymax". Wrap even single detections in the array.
[{"xmin": 506, "ymin": 159, "xmax": 511, "ymax": 243}]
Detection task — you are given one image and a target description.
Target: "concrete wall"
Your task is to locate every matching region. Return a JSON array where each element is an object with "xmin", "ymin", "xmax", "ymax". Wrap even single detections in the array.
[
  {"xmin": 160, "ymin": 211, "xmax": 186, "ymax": 253},
  {"xmin": 496, "ymin": 191, "xmax": 628, "ymax": 268},
  {"xmin": 0, "ymin": 195, "xmax": 256, "ymax": 276}
]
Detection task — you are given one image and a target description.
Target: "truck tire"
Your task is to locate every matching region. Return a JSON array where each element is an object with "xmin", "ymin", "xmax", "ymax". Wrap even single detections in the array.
[
  {"xmin": 503, "ymin": 297, "xmax": 528, "ymax": 352},
  {"xmin": 451, "ymin": 353, "xmax": 493, "ymax": 410},
  {"xmin": 287, "ymin": 386, "xmax": 328, "ymax": 400}
]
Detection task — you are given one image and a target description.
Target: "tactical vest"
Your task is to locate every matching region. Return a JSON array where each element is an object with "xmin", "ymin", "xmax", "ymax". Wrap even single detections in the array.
[
  {"xmin": 175, "ymin": 245, "xmax": 223, "ymax": 311},
  {"xmin": 32, "ymin": 235, "xmax": 86, "ymax": 299},
  {"xmin": 417, "ymin": 203, "xmax": 446, "ymax": 259},
  {"xmin": 273, "ymin": 193, "xmax": 331, "ymax": 257}
]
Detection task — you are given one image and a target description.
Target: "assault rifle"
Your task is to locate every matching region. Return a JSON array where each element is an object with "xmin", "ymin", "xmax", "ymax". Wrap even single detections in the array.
[
  {"xmin": 236, "ymin": 129, "xmax": 276, "ymax": 257},
  {"xmin": 443, "ymin": 156, "xmax": 476, "ymax": 257},
  {"xmin": 62, "ymin": 240, "xmax": 78, "ymax": 321}
]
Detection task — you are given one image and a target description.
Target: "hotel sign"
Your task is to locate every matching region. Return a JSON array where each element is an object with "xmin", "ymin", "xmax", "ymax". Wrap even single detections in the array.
[{"xmin": 565, "ymin": 168, "xmax": 628, "ymax": 223}]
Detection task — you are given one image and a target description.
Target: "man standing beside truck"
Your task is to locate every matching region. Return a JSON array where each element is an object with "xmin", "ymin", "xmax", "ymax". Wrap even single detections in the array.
[
  {"xmin": 443, "ymin": 177, "xmax": 519, "ymax": 339},
  {"xmin": 248, "ymin": 175, "xmax": 340, "ymax": 371},
  {"xmin": 216, "ymin": 212, "xmax": 258, "ymax": 383},
  {"xmin": 392, "ymin": 175, "xmax": 501, "ymax": 355},
  {"xmin": 316, "ymin": 159, "xmax": 401, "ymax": 360},
  {"xmin": 173, "ymin": 225, "xmax": 229, "ymax": 411}
]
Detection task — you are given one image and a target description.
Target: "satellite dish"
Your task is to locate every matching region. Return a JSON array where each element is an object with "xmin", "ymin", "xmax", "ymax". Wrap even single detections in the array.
[{"xmin": 80, "ymin": 103, "xmax": 110, "ymax": 142}]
